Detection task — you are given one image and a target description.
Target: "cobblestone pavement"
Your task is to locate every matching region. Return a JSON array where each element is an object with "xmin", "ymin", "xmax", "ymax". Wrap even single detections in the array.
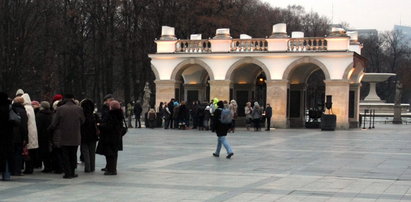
[{"xmin": 2, "ymin": 123, "xmax": 411, "ymax": 201}]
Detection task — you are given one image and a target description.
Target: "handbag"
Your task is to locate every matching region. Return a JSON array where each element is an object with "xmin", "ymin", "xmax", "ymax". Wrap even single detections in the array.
[
  {"xmin": 121, "ymin": 118, "xmax": 128, "ymax": 136},
  {"xmin": 22, "ymin": 146, "xmax": 30, "ymax": 160},
  {"xmin": 9, "ymin": 106, "xmax": 21, "ymax": 126}
]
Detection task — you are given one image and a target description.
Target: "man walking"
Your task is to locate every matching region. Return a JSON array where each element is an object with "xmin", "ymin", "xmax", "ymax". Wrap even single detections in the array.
[
  {"xmin": 264, "ymin": 104, "xmax": 272, "ymax": 131},
  {"xmin": 49, "ymin": 94, "xmax": 85, "ymax": 179},
  {"xmin": 212, "ymin": 101, "xmax": 234, "ymax": 159}
]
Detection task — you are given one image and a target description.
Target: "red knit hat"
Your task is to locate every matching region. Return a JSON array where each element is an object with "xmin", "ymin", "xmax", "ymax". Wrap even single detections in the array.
[
  {"xmin": 31, "ymin": 100, "xmax": 40, "ymax": 108},
  {"xmin": 52, "ymin": 94, "xmax": 63, "ymax": 103}
]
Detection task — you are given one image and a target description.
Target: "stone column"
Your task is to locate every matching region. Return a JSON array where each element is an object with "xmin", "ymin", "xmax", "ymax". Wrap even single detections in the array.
[
  {"xmin": 393, "ymin": 81, "xmax": 403, "ymax": 124},
  {"xmin": 266, "ymin": 80, "xmax": 288, "ymax": 128},
  {"xmin": 324, "ymin": 80, "xmax": 350, "ymax": 129},
  {"xmin": 209, "ymin": 80, "xmax": 231, "ymax": 102},
  {"xmin": 350, "ymin": 83, "xmax": 361, "ymax": 128},
  {"xmin": 154, "ymin": 80, "xmax": 179, "ymax": 108}
]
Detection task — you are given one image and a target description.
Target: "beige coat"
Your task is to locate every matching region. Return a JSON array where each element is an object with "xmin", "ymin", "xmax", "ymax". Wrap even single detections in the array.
[{"xmin": 22, "ymin": 93, "xmax": 38, "ymax": 149}]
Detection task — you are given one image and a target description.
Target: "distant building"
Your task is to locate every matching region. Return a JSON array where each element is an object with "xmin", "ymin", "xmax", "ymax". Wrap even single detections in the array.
[
  {"xmin": 394, "ymin": 25, "xmax": 411, "ymax": 47},
  {"xmin": 331, "ymin": 24, "xmax": 378, "ymax": 41},
  {"xmin": 348, "ymin": 29, "xmax": 378, "ymax": 40}
]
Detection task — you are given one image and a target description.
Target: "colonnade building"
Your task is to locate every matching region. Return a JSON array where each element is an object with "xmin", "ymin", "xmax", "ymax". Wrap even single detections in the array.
[{"xmin": 149, "ymin": 24, "xmax": 366, "ymax": 129}]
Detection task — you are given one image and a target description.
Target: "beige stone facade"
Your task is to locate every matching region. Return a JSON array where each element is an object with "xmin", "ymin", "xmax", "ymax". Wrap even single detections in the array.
[{"xmin": 149, "ymin": 25, "xmax": 367, "ymax": 129}]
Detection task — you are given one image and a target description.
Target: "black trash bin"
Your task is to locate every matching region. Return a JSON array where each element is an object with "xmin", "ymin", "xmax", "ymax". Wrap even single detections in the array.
[{"xmin": 321, "ymin": 114, "xmax": 336, "ymax": 131}]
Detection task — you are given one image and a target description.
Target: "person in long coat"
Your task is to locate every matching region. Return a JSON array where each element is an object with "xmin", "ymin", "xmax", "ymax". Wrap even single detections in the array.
[
  {"xmin": 264, "ymin": 104, "xmax": 272, "ymax": 131},
  {"xmin": 21, "ymin": 93, "xmax": 39, "ymax": 174},
  {"xmin": 35, "ymin": 101, "xmax": 53, "ymax": 173},
  {"xmin": 133, "ymin": 101, "xmax": 142, "ymax": 128},
  {"xmin": 10, "ymin": 97, "xmax": 28, "ymax": 176},
  {"xmin": 48, "ymin": 94, "xmax": 85, "ymax": 179},
  {"xmin": 212, "ymin": 101, "xmax": 234, "ymax": 159},
  {"xmin": 80, "ymin": 99, "xmax": 99, "ymax": 173},
  {"xmin": 245, "ymin": 102, "xmax": 253, "ymax": 130},
  {"xmin": 251, "ymin": 102, "xmax": 262, "ymax": 131},
  {"xmin": 0, "ymin": 92, "xmax": 13, "ymax": 180},
  {"xmin": 178, "ymin": 101, "xmax": 189, "ymax": 129},
  {"xmin": 229, "ymin": 100, "xmax": 238, "ymax": 133},
  {"xmin": 97, "ymin": 100, "xmax": 124, "ymax": 175}
]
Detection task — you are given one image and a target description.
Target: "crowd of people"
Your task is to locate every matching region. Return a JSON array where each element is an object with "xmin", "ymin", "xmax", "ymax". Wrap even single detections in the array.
[
  {"xmin": 126, "ymin": 98, "xmax": 273, "ymax": 132},
  {"xmin": 1, "ymin": 88, "xmax": 273, "ymax": 181},
  {"xmin": 0, "ymin": 90, "xmax": 126, "ymax": 181}
]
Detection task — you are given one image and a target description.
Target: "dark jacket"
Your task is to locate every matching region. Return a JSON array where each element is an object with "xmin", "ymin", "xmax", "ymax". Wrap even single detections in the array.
[
  {"xmin": 81, "ymin": 99, "xmax": 99, "ymax": 144},
  {"xmin": 173, "ymin": 105, "xmax": 180, "ymax": 120},
  {"xmin": 0, "ymin": 95, "xmax": 13, "ymax": 172},
  {"xmin": 178, "ymin": 104, "xmax": 189, "ymax": 122},
  {"xmin": 12, "ymin": 102, "xmax": 28, "ymax": 145},
  {"xmin": 36, "ymin": 109, "xmax": 53, "ymax": 153},
  {"xmin": 97, "ymin": 109, "xmax": 124, "ymax": 156},
  {"xmin": 213, "ymin": 107, "xmax": 230, "ymax": 137},
  {"xmin": 167, "ymin": 102, "xmax": 174, "ymax": 117},
  {"xmin": 100, "ymin": 104, "xmax": 110, "ymax": 122},
  {"xmin": 204, "ymin": 109, "xmax": 211, "ymax": 121},
  {"xmin": 81, "ymin": 114, "xmax": 99, "ymax": 144},
  {"xmin": 265, "ymin": 106, "xmax": 272, "ymax": 118},
  {"xmin": 49, "ymin": 100, "xmax": 85, "ymax": 146},
  {"xmin": 133, "ymin": 103, "xmax": 142, "ymax": 116}
]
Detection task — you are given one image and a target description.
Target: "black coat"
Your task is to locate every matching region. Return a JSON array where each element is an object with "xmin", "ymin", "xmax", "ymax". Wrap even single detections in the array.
[
  {"xmin": 265, "ymin": 106, "xmax": 272, "ymax": 118},
  {"xmin": 81, "ymin": 113, "xmax": 99, "ymax": 144},
  {"xmin": 100, "ymin": 104, "xmax": 110, "ymax": 122},
  {"xmin": 178, "ymin": 105, "xmax": 189, "ymax": 122},
  {"xmin": 0, "ymin": 104, "xmax": 13, "ymax": 172},
  {"xmin": 213, "ymin": 108, "xmax": 230, "ymax": 137},
  {"xmin": 133, "ymin": 103, "xmax": 142, "ymax": 116},
  {"xmin": 36, "ymin": 109, "xmax": 53, "ymax": 154},
  {"xmin": 167, "ymin": 102, "xmax": 174, "ymax": 117},
  {"xmin": 12, "ymin": 102, "xmax": 28, "ymax": 145},
  {"xmin": 97, "ymin": 109, "xmax": 123, "ymax": 157}
]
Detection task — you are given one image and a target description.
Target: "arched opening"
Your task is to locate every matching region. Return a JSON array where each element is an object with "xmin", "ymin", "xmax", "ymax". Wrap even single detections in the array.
[
  {"xmin": 287, "ymin": 63, "xmax": 326, "ymax": 128},
  {"xmin": 174, "ymin": 64, "xmax": 210, "ymax": 105},
  {"xmin": 229, "ymin": 63, "xmax": 267, "ymax": 117}
]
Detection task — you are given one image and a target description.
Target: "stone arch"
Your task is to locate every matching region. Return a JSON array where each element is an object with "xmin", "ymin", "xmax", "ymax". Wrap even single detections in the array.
[
  {"xmin": 170, "ymin": 58, "xmax": 215, "ymax": 81},
  {"xmin": 282, "ymin": 57, "xmax": 331, "ymax": 80},
  {"xmin": 225, "ymin": 57, "xmax": 271, "ymax": 80},
  {"xmin": 151, "ymin": 64, "xmax": 160, "ymax": 80},
  {"xmin": 342, "ymin": 62, "xmax": 354, "ymax": 80}
]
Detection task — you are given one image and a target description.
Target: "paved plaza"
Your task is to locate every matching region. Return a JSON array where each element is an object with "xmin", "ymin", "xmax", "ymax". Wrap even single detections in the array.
[{"xmin": 2, "ymin": 123, "xmax": 411, "ymax": 201}]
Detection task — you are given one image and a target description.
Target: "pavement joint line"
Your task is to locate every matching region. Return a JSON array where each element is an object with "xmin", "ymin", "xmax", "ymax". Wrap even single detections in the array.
[{"xmin": 122, "ymin": 168, "xmax": 410, "ymax": 184}]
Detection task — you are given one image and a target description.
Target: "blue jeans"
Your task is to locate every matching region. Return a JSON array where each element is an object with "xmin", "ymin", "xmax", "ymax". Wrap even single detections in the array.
[{"xmin": 215, "ymin": 136, "xmax": 233, "ymax": 155}]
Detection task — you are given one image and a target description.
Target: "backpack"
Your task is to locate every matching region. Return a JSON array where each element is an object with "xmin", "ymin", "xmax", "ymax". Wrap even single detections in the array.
[{"xmin": 219, "ymin": 108, "xmax": 232, "ymax": 124}]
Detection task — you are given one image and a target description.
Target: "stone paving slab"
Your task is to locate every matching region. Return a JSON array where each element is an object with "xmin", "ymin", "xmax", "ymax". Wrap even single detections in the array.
[{"xmin": 2, "ymin": 123, "xmax": 411, "ymax": 201}]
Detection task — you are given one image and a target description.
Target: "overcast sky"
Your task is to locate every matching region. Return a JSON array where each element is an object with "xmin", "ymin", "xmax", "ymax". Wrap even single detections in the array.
[{"xmin": 262, "ymin": 0, "xmax": 411, "ymax": 31}]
